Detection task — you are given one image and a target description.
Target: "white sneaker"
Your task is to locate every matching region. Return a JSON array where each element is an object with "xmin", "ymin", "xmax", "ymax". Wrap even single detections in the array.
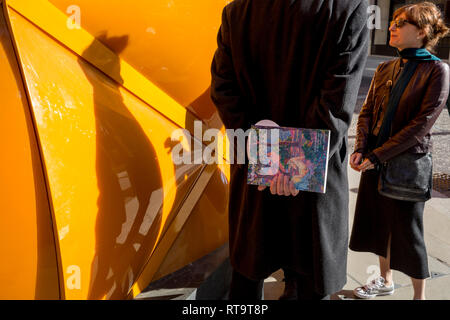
[{"xmin": 353, "ymin": 277, "xmax": 395, "ymax": 299}]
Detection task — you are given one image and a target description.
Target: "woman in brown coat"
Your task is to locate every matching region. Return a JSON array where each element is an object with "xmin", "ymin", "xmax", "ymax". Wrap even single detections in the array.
[{"xmin": 349, "ymin": 2, "xmax": 449, "ymax": 300}]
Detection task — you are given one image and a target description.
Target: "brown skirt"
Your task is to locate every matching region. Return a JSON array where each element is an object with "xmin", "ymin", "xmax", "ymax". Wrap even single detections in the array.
[{"xmin": 349, "ymin": 168, "xmax": 430, "ymax": 280}]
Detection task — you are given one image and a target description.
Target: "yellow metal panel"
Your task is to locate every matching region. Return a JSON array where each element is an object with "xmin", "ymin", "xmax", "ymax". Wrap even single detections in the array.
[
  {"xmin": 5, "ymin": 7, "xmax": 209, "ymax": 299},
  {"xmin": 5, "ymin": 0, "xmax": 233, "ymax": 168},
  {"xmin": 0, "ymin": 2, "xmax": 59, "ymax": 299},
  {"xmin": 129, "ymin": 164, "xmax": 220, "ymax": 298},
  {"xmin": 5, "ymin": 0, "xmax": 198, "ymax": 131},
  {"xmin": 152, "ymin": 168, "xmax": 229, "ymax": 282},
  {"xmin": 2, "ymin": 0, "xmax": 232, "ymax": 299},
  {"xmin": 47, "ymin": 0, "xmax": 229, "ymax": 108}
]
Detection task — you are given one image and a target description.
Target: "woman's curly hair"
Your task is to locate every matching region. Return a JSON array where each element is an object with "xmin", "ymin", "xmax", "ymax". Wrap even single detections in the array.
[{"xmin": 394, "ymin": 2, "xmax": 450, "ymax": 53}]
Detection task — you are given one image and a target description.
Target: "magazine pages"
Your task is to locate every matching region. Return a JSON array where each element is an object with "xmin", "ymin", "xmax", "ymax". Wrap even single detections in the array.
[{"xmin": 247, "ymin": 121, "xmax": 330, "ymax": 194}]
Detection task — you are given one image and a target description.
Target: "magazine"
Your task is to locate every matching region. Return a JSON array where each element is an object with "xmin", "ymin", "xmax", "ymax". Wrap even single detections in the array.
[{"xmin": 247, "ymin": 123, "xmax": 330, "ymax": 193}]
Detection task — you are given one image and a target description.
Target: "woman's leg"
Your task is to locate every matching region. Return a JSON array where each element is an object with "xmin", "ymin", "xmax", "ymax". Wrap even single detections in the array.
[
  {"xmin": 389, "ymin": 201, "xmax": 429, "ymax": 299},
  {"xmin": 411, "ymin": 278, "xmax": 426, "ymax": 300},
  {"xmin": 379, "ymin": 234, "xmax": 393, "ymax": 286}
]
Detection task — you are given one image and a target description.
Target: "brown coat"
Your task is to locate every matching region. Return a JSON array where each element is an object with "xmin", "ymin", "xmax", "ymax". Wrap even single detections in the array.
[
  {"xmin": 355, "ymin": 58, "xmax": 449, "ymax": 162},
  {"xmin": 210, "ymin": 0, "xmax": 369, "ymax": 295}
]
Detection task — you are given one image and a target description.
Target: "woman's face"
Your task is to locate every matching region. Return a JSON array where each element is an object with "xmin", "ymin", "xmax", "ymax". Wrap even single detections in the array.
[{"xmin": 389, "ymin": 12, "xmax": 425, "ymax": 51}]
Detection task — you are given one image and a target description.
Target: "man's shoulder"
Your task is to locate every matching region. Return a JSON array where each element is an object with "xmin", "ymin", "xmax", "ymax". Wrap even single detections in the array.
[
  {"xmin": 332, "ymin": 0, "xmax": 368, "ymax": 14},
  {"xmin": 224, "ymin": 0, "xmax": 367, "ymax": 15},
  {"xmin": 222, "ymin": 0, "xmax": 246, "ymax": 21},
  {"xmin": 336, "ymin": 0, "xmax": 367, "ymax": 8},
  {"xmin": 224, "ymin": 0, "xmax": 245, "ymax": 12},
  {"xmin": 225, "ymin": 0, "xmax": 367, "ymax": 9}
]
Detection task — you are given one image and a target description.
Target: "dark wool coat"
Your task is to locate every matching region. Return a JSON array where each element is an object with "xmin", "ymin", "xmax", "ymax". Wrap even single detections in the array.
[{"xmin": 210, "ymin": 0, "xmax": 369, "ymax": 295}]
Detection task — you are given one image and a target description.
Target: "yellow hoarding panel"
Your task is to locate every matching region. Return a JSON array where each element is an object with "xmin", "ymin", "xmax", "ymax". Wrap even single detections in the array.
[
  {"xmin": 0, "ymin": 3, "xmax": 59, "ymax": 299},
  {"xmin": 5, "ymin": 0, "xmax": 232, "ymax": 167},
  {"xmin": 6, "ymin": 7, "xmax": 210, "ymax": 299},
  {"xmin": 152, "ymin": 168, "xmax": 229, "ymax": 282},
  {"xmin": 47, "ymin": 0, "xmax": 228, "ymax": 109},
  {"xmin": 5, "ymin": 0, "xmax": 198, "ymax": 131},
  {"xmin": 1, "ymin": 0, "xmax": 231, "ymax": 299}
]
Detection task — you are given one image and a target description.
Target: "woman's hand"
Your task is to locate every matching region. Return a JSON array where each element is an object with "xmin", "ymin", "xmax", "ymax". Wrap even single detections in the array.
[
  {"xmin": 257, "ymin": 174, "xmax": 299, "ymax": 196},
  {"xmin": 350, "ymin": 152, "xmax": 363, "ymax": 172},
  {"xmin": 357, "ymin": 158, "xmax": 375, "ymax": 172}
]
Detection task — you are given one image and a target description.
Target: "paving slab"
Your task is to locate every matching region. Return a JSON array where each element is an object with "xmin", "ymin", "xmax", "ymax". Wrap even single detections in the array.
[
  {"xmin": 347, "ymin": 250, "xmax": 413, "ymax": 287},
  {"xmin": 424, "ymin": 195, "xmax": 450, "ymax": 267},
  {"xmin": 422, "ymin": 274, "xmax": 450, "ymax": 300},
  {"xmin": 333, "ymin": 276, "xmax": 364, "ymax": 300},
  {"xmin": 262, "ymin": 270, "xmax": 364, "ymax": 301},
  {"xmin": 374, "ymin": 274, "xmax": 450, "ymax": 300},
  {"xmin": 263, "ymin": 269, "xmax": 284, "ymax": 300}
]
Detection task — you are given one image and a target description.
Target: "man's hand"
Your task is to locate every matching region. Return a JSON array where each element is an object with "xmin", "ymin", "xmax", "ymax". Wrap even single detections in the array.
[{"xmin": 257, "ymin": 174, "xmax": 299, "ymax": 196}]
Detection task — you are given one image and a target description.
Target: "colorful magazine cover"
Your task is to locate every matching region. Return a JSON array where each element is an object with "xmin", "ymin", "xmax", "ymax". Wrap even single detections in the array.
[{"xmin": 247, "ymin": 125, "xmax": 330, "ymax": 193}]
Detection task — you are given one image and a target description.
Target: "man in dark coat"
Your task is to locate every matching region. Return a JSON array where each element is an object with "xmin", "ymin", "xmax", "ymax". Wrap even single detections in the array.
[{"xmin": 211, "ymin": 0, "xmax": 369, "ymax": 299}]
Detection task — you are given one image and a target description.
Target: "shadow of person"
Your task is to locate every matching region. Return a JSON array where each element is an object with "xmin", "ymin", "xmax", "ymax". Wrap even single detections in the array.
[{"xmin": 78, "ymin": 33, "xmax": 163, "ymax": 299}]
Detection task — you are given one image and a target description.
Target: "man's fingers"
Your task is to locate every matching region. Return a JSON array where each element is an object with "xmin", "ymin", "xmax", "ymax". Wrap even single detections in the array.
[
  {"xmin": 289, "ymin": 180, "xmax": 299, "ymax": 196},
  {"xmin": 277, "ymin": 174, "xmax": 284, "ymax": 196},
  {"xmin": 269, "ymin": 174, "xmax": 300, "ymax": 197},
  {"xmin": 270, "ymin": 175, "xmax": 278, "ymax": 195},
  {"xmin": 283, "ymin": 175, "xmax": 290, "ymax": 196},
  {"xmin": 258, "ymin": 185, "xmax": 266, "ymax": 191}
]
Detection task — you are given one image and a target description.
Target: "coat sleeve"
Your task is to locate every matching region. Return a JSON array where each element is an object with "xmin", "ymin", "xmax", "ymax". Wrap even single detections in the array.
[
  {"xmin": 354, "ymin": 64, "xmax": 381, "ymax": 154},
  {"xmin": 308, "ymin": 1, "xmax": 369, "ymax": 160},
  {"xmin": 372, "ymin": 62, "xmax": 450, "ymax": 163},
  {"xmin": 210, "ymin": 6, "xmax": 246, "ymax": 130}
]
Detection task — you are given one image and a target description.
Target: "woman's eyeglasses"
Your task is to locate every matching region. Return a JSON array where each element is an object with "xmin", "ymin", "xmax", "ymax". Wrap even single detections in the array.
[{"xmin": 390, "ymin": 18, "xmax": 418, "ymax": 28}]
